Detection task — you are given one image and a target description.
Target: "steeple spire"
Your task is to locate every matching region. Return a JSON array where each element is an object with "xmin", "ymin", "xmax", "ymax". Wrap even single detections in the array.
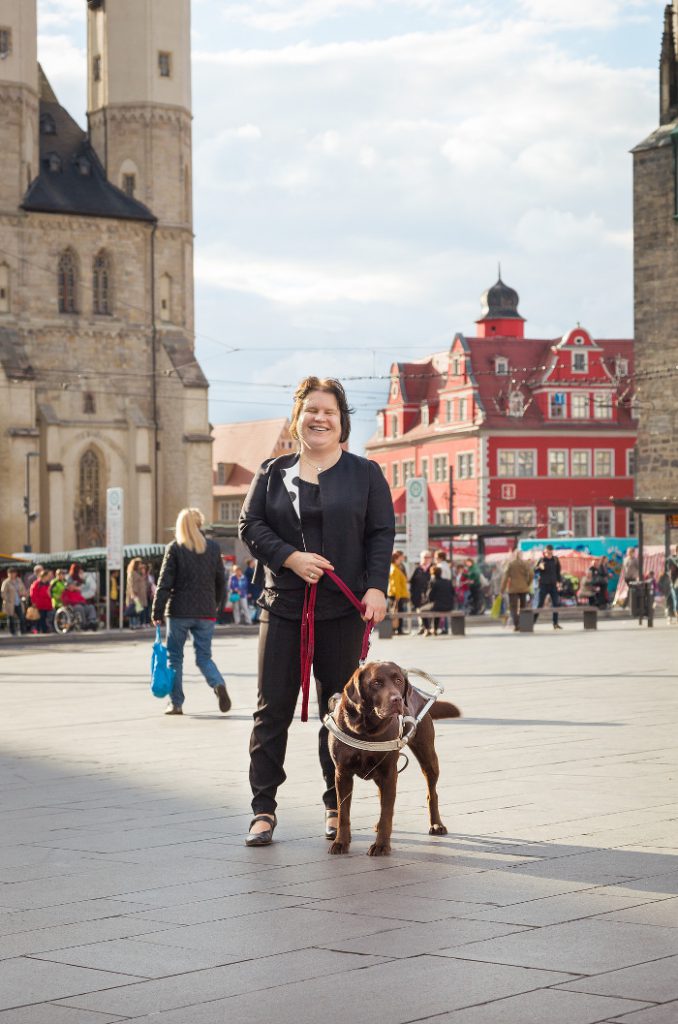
[{"xmin": 660, "ymin": 3, "xmax": 678, "ymax": 124}]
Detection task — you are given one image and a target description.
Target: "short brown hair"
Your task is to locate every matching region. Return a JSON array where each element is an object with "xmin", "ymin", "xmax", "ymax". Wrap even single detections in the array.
[{"xmin": 289, "ymin": 376, "xmax": 352, "ymax": 445}]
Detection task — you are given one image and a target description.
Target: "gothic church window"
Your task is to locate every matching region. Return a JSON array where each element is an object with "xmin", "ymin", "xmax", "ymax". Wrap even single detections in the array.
[
  {"xmin": 93, "ymin": 250, "xmax": 111, "ymax": 315},
  {"xmin": 76, "ymin": 449, "xmax": 104, "ymax": 548},
  {"xmin": 122, "ymin": 173, "xmax": 136, "ymax": 197},
  {"xmin": 83, "ymin": 392, "xmax": 95, "ymax": 414},
  {"xmin": 57, "ymin": 250, "xmax": 78, "ymax": 313},
  {"xmin": 0, "ymin": 264, "xmax": 9, "ymax": 313},
  {"xmin": 92, "ymin": 55, "xmax": 101, "ymax": 81},
  {"xmin": 158, "ymin": 51, "xmax": 172, "ymax": 77},
  {"xmin": 0, "ymin": 27, "xmax": 11, "ymax": 58}
]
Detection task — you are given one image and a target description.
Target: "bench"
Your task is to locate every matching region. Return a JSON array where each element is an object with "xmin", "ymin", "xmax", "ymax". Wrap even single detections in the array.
[
  {"xmin": 518, "ymin": 606, "xmax": 598, "ymax": 632},
  {"xmin": 377, "ymin": 610, "xmax": 465, "ymax": 638}
]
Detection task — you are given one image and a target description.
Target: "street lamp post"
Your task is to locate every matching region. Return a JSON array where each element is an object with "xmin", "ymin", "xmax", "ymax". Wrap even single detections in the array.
[{"xmin": 23, "ymin": 451, "xmax": 40, "ymax": 553}]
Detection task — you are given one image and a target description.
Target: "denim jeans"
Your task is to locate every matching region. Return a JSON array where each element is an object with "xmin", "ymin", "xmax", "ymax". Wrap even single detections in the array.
[{"xmin": 166, "ymin": 617, "xmax": 224, "ymax": 707}]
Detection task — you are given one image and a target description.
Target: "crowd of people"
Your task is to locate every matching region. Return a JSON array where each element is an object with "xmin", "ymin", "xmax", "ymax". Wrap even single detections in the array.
[{"xmin": 0, "ymin": 562, "xmax": 99, "ymax": 635}]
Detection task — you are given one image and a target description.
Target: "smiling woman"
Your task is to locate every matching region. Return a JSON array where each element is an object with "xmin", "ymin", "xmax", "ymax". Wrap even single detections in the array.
[{"xmin": 239, "ymin": 375, "xmax": 395, "ymax": 847}]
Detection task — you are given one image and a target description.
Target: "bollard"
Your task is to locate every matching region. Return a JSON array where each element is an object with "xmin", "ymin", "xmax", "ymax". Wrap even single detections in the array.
[
  {"xmin": 376, "ymin": 617, "xmax": 393, "ymax": 639},
  {"xmin": 450, "ymin": 612, "xmax": 465, "ymax": 636},
  {"xmin": 518, "ymin": 608, "xmax": 534, "ymax": 632},
  {"xmin": 583, "ymin": 607, "xmax": 598, "ymax": 630}
]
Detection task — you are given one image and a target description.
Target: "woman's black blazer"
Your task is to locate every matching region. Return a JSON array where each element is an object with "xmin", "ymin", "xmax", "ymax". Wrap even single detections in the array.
[{"xmin": 239, "ymin": 451, "xmax": 395, "ymax": 598}]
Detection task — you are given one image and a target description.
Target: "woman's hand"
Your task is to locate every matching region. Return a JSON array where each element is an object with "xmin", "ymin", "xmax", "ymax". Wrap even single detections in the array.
[
  {"xmin": 362, "ymin": 588, "xmax": 387, "ymax": 624},
  {"xmin": 284, "ymin": 551, "xmax": 334, "ymax": 585}
]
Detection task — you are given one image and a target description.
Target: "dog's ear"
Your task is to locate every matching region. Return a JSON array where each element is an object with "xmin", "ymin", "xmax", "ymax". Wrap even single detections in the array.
[{"xmin": 343, "ymin": 666, "xmax": 367, "ymax": 721}]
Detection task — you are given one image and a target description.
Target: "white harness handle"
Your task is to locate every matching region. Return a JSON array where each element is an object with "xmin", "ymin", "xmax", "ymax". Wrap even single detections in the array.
[{"xmin": 323, "ymin": 669, "xmax": 444, "ymax": 753}]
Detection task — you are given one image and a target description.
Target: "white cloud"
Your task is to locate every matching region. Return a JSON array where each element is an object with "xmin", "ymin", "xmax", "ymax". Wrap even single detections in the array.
[
  {"xmin": 195, "ymin": 251, "xmax": 422, "ymax": 306},
  {"xmin": 519, "ymin": 0, "xmax": 655, "ymax": 30}
]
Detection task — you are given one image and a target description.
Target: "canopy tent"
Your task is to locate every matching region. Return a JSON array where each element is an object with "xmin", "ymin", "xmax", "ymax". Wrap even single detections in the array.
[{"xmin": 8, "ymin": 544, "xmax": 167, "ymax": 570}]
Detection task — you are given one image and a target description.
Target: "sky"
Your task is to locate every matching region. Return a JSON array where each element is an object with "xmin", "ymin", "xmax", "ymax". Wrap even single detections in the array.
[{"xmin": 37, "ymin": 0, "xmax": 665, "ymax": 454}]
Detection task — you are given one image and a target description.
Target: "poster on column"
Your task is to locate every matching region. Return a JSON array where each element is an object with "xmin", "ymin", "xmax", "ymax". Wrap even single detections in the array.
[
  {"xmin": 406, "ymin": 477, "xmax": 428, "ymax": 568},
  {"xmin": 106, "ymin": 487, "xmax": 124, "ymax": 571}
]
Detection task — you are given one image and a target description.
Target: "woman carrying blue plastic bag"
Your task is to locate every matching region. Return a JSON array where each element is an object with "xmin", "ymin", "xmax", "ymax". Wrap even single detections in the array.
[{"xmin": 152, "ymin": 507, "xmax": 231, "ymax": 716}]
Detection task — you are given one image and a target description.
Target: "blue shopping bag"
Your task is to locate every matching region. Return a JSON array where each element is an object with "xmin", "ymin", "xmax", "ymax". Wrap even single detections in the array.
[{"xmin": 150, "ymin": 625, "xmax": 175, "ymax": 699}]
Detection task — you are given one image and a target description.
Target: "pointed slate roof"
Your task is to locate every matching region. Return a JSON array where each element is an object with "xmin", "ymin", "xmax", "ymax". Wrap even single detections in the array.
[{"xmin": 21, "ymin": 67, "xmax": 155, "ymax": 223}]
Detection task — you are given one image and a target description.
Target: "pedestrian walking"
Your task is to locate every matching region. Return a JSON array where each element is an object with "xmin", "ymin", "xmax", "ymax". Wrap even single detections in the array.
[
  {"xmin": 500, "ymin": 548, "xmax": 534, "ymax": 630},
  {"xmin": 126, "ymin": 557, "xmax": 149, "ymax": 629},
  {"xmin": 534, "ymin": 544, "xmax": 563, "ymax": 629},
  {"xmin": 239, "ymin": 375, "xmax": 394, "ymax": 847},
  {"xmin": 228, "ymin": 566, "xmax": 252, "ymax": 624},
  {"xmin": 151, "ymin": 507, "xmax": 230, "ymax": 716}
]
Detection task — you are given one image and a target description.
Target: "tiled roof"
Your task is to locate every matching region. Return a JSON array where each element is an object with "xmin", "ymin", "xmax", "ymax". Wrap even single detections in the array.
[
  {"xmin": 21, "ymin": 68, "xmax": 155, "ymax": 223},
  {"xmin": 212, "ymin": 417, "xmax": 292, "ymax": 492}
]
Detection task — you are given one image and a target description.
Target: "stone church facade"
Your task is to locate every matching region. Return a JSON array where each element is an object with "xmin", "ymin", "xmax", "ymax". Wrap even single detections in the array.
[
  {"xmin": 632, "ymin": 1, "xmax": 678, "ymax": 538},
  {"xmin": 0, "ymin": 0, "xmax": 212, "ymax": 553}
]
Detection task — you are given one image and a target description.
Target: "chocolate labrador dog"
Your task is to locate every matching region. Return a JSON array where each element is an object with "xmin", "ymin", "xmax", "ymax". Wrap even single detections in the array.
[{"xmin": 327, "ymin": 660, "xmax": 461, "ymax": 856}]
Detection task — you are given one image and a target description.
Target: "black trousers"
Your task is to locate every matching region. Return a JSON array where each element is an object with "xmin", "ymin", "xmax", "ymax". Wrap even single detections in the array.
[
  {"xmin": 536, "ymin": 582, "xmax": 560, "ymax": 624},
  {"xmin": 249, "ymin": 609, "xmax": 366, "ymax": 816}
]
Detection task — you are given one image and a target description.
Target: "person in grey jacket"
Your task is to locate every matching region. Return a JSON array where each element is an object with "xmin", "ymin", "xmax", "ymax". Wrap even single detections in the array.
[
  {"xmin": 152, "ymin": 507, "xmax": 229, "ymax": 716},
  {"xmin": 239, "ymin": 376, "xmax": 395, "ymax": 847}
]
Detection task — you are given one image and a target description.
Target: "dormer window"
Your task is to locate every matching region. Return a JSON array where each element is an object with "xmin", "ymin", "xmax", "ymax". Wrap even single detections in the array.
[
  {"xmin": 46, "ymin": 153, "xmax": 62, "ymax": 173},
  {"xmin": 40, "ymin": 113, "xmax": 56, "ymax": 136},
  {"xmin": 390, "ymin": 414, "xmax": 398, "ymax": 438},
  {"xmin": 495, "ymin": 357, "xmax": 508, "ymax": 376},
  {"xmin": 452, "ymin": 356, "xmax": 461, "ymax": 376},
  {"xmin": 75, "ymin": 156, "xmax": 91, "ymax": 176},
  {"xmin": 390, "ymin": 381, "xmax": 398, "ymax": 398},
  {"xmin": 572, "ymin": 350, "xmax": 588, "ymax": 373},
  {"xmin": 420, "ymin": 402, "xmax": 429, "ymax": 426},
  {"xmin": 615, "ymin": 357, "xmax": 629, "ymax": 377},
  {"xmin": 508, "ymin": 391, "xmax": 524, "ymax": 417}
]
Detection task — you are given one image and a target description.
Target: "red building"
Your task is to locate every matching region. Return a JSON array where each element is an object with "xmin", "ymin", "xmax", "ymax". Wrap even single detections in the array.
[{"xmin": 365, "ymin": 278, "xmax": 637, "ymax": 545}]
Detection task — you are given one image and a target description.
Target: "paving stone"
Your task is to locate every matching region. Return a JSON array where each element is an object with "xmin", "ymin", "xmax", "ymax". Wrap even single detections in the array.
[
  {"xmin": 463, "ymin": 890, "xmax": 668, "ymax": 928},
  {"xmin": 596, "ymin": 896, "xmax": 678, "ymax": 928},
  {"xmin": 318, "ymin": 916, "xmax": 528, "ymax": 957},
  {"xmin": 0, "ymin": 958, "xmax": 143, "ymax": 1012},
  {"xmin": 558, "ymin": 954, "xmax": 678, "ymax": 1002},
  {"xmin": 0, "ymin": 915, "xmax": 171, "ymax": 960},
  {"xmin": 32, "ymin": 937, "xmax": 242, "ymax": 978},
  {"xmin": 131, "ymin": 891, "xmax": 308, "ymax": 926},
  {"xmin": 57, "ymin": 948, "xmax": 386, "ymax": 1017},
  {"xmin": 0, "ymin": 1005, "xmax": 122, "ymax": 1024},
  {"xmin": 419, "ymin": 988, "xmax": 652, "ymax": 1023},
  {"xmin": 441, "ymin": 920, "xmax": 678, "ymax": 974},
  {"xmin": 91, "ymin": 955, "xmax": 574, "ymax": 1024},
  {"xmin": 607, "ymin": 1001, "xmax": 678, "ymax": 1023}
]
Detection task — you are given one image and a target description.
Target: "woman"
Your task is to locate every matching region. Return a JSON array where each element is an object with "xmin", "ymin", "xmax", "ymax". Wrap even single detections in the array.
[
  {"xmin": 29, "ymin": 570, "xmax": 53, "ymax": 634},
  {"xmin": 1, "ymin": 568, "xmax": 27, "ymax": 635},
  {"xmin": 420, "ymin": 565, "xmax": 455, "ymax": 634},
  {"xmin": 239, "ymin": 376, "xmax": 394, "ymax": 847},
  {"xmin": 64, "ymin": 563, "xmax": 97, "ymax": 630},
  {"xmin": 126, "ymin": 557, "xmax": 149, "ymax": 629},
  {"xmin": 151, "ymin": 507, "xmax": 230, "ymax": 716},
  {"xmin": 387, "ymin": 550, "xmax": 409, "ymax": 635}
]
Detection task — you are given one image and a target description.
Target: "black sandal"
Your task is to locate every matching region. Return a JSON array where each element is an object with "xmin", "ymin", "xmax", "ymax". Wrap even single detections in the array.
[
  {"xmin": 325, "ymin": 809, "xmax": 338, "ymax": 841},
  {"xmin": 245, "ymin": 813, "xmax": 277, "ymax": 847}
]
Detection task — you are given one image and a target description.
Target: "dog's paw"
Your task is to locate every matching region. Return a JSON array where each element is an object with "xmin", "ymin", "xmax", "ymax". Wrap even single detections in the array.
[
  {"xmin": 367, "ymin": 842, "xmax": 391, "ymax": 857},
  {"xmin": 429, "ymin": 823, "xmax": 447, "ymax": 836},
  {"xmin": 328, "ymin": 841, "xmax": 350, "ymax": 855}
]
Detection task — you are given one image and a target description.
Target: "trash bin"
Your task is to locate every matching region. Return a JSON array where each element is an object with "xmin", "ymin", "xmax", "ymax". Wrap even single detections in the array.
[{"xmin": 628, "ymin": 580, "xmax": 654, "ymax": 618}]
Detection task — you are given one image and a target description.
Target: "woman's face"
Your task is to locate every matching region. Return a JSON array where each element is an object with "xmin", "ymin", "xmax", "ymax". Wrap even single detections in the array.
[{"xmin": 298, "ymin": 390, "xmax": 342, "ymax": 452}]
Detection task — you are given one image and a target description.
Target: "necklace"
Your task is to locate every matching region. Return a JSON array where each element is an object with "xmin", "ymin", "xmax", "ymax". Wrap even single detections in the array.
[{"xmin": 300, "ymin": 450, "xmax": 341, "ymax": 474}]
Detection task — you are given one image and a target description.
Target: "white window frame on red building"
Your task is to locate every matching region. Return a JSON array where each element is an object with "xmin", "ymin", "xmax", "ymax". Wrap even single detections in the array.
[
  {"xmin": 548, "ymin": 449, "xmax": 568, "ymax": 477},
  {"xmin": 421, "ymin": 457, "xmax": 429, "ymax": 480},
  {"xmin": 402, "ymin": 459, "xmax": 415, "ymax": 484},
  {"xmin": 458, "ymin": 509, "xmax": 476, "ymax": 526},
  {"xmin": 548, "ymin": 507, "xmax": 569, "ymax": 536},
  {"xmin": 497, "ymin": 507, "xmax": 536, "ymax": 527},
  {"xmin": 595, "ymin": 507, "xmax": 613, "ymax": 536},
  {"xmin": 593, "ymin": 392, "xmax": 613, "ymax": 419},
  {"xmin": 572, "ymin": 350, "xmax": 588, "ymax": 373},
  {"xmin": 457, "ymin": 451, "xmax": 474, "ymax": 479},
  {"xmin": 571, "ymin": 449, "xmax": 591, "ymax": 477},
  {"xmin": 432, "ymin": 455, "xmax": 447, "ymax": 483},
  {"xmin": 497, "ymin": 448, "xmax": 536, "ymax": 477},
  {"xmin": 549, "ymin": 391, "xmax": 566, "ymax": 418},
  {"xmin": 571, "ymin": 392, "xmax": 589, "ymax": 419},
  {"xmin": 572, "ymin": 507, "xmax": 591, "ymax": 536},
  {"xmin": 594, "ymin": 449, "xmax": 614, "ymax": 477},
  {"xmin": 392, "ymin": 462, "xmax": 400, "ymax": 487}
]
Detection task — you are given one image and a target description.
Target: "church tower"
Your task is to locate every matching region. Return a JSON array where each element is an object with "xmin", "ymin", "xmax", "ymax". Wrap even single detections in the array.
[
  {"xmin": 86, "ymin": 0, "xmax": 194, "ymax": 331},
  {"xmin": 632, "ymin": 1, "xmax": 678, "ymax": 537},
  {"xmin": 0, "ymin": 0, "xmax": 39, "ymax": 209}
]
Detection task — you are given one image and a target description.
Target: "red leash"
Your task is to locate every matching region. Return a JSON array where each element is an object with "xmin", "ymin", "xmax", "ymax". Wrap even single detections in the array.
[{"xmin": 299, "ymin": 568, "xmax": 373, "ymax": 722}]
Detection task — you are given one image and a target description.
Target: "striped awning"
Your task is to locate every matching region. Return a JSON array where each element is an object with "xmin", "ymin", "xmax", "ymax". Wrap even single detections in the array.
[{"xmin": 9, "ymin": 544, "xmax": 167, "ymax": 569}]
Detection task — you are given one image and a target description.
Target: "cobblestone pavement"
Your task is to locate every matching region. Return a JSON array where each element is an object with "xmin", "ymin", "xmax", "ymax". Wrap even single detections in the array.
[{"xmin": 0, "ymin": 619, "xmax": 676, "ymax": 1023}]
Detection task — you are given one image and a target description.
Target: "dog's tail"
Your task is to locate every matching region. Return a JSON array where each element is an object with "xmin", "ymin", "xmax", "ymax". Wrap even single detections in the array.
[{"xmin": 430, "ymin": 700, "xmax": 461, "ymax": 720}]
